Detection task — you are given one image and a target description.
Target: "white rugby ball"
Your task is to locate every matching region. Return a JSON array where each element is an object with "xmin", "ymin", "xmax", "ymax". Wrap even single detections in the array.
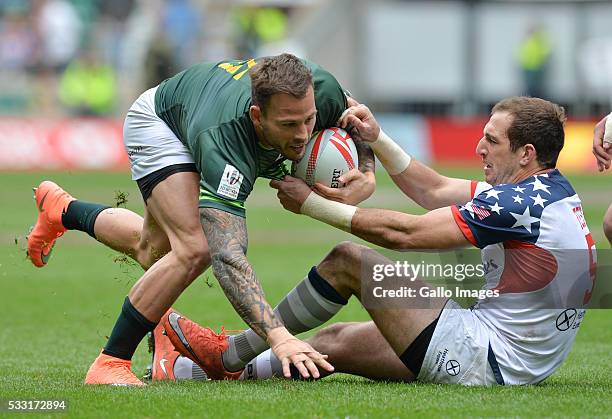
[{"xmin": 292, "ymin": 127, "xmax": 359, "ymax": 188}]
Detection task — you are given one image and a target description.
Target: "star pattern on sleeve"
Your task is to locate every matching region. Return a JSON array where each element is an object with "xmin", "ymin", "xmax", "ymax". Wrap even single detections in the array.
[
  {"xmin": 489, "ymin": 202, "xmax": 504, "ymax": 214},
  {"xmin": 528, "ymin": 176, "xmax": 551, "ymax": 195},
  {"xmin": 509, "ymin": 206, "xmax": 540, "ymax": 233},
  {"xmin": 530, "ymin": 193, "xmax": 548, "ymax": 208},
  {"xmin": 485, "ymin": 189, "xmax": 503, "ymax": 200}
]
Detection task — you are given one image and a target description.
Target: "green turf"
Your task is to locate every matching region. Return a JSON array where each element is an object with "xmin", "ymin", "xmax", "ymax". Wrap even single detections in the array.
[{"xmin": 0, "ymin": 170, "xmax": 610, "ymax": 418}]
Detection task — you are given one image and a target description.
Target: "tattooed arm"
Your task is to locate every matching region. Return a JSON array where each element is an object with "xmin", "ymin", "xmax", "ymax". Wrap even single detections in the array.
[
  {"xmin": 355, "ymin": 136, "xmax": 376, "ymax": 175},
  {"xmin": 199, "ymin": 207, "xmax": 334, "ymax": 378}
]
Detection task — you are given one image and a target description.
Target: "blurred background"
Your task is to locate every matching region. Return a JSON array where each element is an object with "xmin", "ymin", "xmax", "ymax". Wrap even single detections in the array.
[{"xmin": 1, "ymin": 0, "xmax": 612, "ymax": 172}]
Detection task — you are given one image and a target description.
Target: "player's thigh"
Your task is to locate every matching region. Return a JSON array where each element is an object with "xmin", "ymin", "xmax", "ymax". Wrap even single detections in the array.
[
  {"xmin": 145, "ymin": 171, "xmax": 206, "ymax": 250},
  {"xmin": 359, "ymin": 247, "xmax": 447, "ymax": 356},
  {"xmin": 124, "ymin": 86, "xmax": 204, "ymax": 253},
  {"xmin": 313, "ymin": 321, "xmax": 414, "ymax": 382}
]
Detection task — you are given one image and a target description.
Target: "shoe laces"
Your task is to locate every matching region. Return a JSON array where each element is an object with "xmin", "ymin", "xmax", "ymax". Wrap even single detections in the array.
[{"xmin": 197, "ymin": 325, "xmax": 229, "ymax": 353}]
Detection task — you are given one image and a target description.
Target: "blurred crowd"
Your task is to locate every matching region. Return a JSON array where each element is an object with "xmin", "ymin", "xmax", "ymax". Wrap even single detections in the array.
[{"xmin": 0, "ymin": 0, "xmax": 290, "ymax": 117}]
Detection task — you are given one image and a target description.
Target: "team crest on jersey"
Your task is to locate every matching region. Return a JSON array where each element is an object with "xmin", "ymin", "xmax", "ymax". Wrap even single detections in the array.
[{"xmin": 217, "ymin": 164, "xmax": 244, "ymax": 199}]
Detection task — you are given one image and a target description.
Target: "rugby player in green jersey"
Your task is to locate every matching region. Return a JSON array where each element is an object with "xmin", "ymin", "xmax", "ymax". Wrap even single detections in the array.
[{"xmin": 27, "ymin": 53, "xmax": 375, "ymax": 385}]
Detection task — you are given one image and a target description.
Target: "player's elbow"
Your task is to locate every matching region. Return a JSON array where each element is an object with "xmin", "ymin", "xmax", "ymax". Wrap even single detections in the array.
[{"xmin": 417, "ymin": 194, "xmax": 442, "ymax": 211}]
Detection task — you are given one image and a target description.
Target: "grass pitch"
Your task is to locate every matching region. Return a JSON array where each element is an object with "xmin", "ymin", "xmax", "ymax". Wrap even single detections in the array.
[{"xmin": 0, "ymin": 169, "xmax": 610, "ymax": 418}]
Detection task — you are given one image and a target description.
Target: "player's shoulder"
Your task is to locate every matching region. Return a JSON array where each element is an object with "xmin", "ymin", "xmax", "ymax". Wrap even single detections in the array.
[{"xmin": 469, "ymin": 169, "xmax": 575, "ymax": 221}]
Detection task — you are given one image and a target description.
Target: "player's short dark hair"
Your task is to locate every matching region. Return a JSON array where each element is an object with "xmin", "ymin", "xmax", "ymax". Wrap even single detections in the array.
[
  {"xmin": 492, "ymin": 96, "xmax": 566, "ymax": 168},
  {"xmin": 250, "ymin": 53, "xmax": 313, "ymax": 113}
]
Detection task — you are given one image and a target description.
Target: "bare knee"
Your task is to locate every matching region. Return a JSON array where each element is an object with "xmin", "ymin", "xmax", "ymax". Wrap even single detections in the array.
[
  {"xmin": 317, "ymin": 241, "xmax": 366, "ymax": 290},
  {"xmin": 136, "ymin": 238, "xmax": 170, "ymax": 270},
  {"xmin": 309, "ymin": 322, "xmax": 355, "ymax": 357},
  {"xmin": 173, "ymin": 239, "xmax": 210, "ymax": 279}
]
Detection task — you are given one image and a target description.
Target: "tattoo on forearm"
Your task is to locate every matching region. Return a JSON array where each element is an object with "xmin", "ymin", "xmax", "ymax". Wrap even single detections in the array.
[
  {"xmin": 200, "ymin": 208, "xmax": 282, "ymax": 338},
  {"xmin": 354, "ymin": 137, "xmax": 376, "ymax": 173}
]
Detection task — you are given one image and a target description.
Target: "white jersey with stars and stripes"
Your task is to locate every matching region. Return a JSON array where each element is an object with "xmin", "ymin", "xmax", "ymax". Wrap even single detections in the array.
[{"xmin": 451, "ymin": 170, "xmax": 596, "ymax": 384}]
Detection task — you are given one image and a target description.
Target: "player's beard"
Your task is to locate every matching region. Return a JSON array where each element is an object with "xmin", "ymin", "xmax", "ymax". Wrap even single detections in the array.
[
  {"xmin": 257, "ymin": 122, "xmax": 308, "ymax": 161},
  {"xmin": 487, "ymin": 164, "xmax": 516, "ymax": 186}
]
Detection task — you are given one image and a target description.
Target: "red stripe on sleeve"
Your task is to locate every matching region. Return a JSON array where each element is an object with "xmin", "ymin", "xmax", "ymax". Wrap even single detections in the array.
[
  {"xmin": 470, "ymin": 180, "xmax": 478, "ymax": 198},
  {"xmin": 451, "ymin": 205, "xmax": 478, "ymax": 247}
]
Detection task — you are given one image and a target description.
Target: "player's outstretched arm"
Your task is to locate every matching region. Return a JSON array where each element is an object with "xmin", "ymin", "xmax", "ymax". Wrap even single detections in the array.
[
  {"xmin": 271, "ymin": 179, "xmax": 470, "ymax": 250},
  {"xmin": 350, "ymin": 207, "xmax": 470, "ymax": 250},
  {"xmin": 339, "ymin": 104, "xmax": 473, "ymax": 209},
  {"xmin": 199, "ymin": 207, "xmax": 334, "ymax": 378},
  {"xmin": 593, "ymin": 114, "xmax": 612, "ymax": 171}
]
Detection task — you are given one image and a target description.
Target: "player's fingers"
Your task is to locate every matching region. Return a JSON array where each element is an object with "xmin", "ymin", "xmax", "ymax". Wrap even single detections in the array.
[
  {"xmin": 340, "ymin": 111, "xmax": 366, "ymax": 130},
  {"xmin": 281, "ymin": 357, "xmax": 291, "ymax": 378},
  {"xmin": 347, "ymin": 96, "xmax": 360, "ymax": 107},
  {"xmin": 304, "ymin": 358, "xmax": 320, "ymax": 379},
  {"xmin": 304, "ymin": 348, "xmax": 334, "ymax": 370},
  {"xmin": 313, "ymin": 185, "xmax": 346, "ymax": 203},
  {"xmin": 338, "ymin": 169, "xmax": 360, "ymax": 184},
  {"xmin": 593, "ymin": 151, "xmax": 611, "ymax": 169},
  {"xmin": 269, "ymin": 179, "xmax": 282, "ymax": 189},
  {"xmin": 311, "ymin": 355, "xmax": 335, "ymax": 372},
  {"xmin": 292, "ymin": 357, "xmax": 310, "ymax": 379},
  {"xmin": 347, "ymin": 114, "xmax": 367, "ymax": 131},
  {"xmin": 313, "ymin": 183, "xmax": 342, "ymax": 197}
]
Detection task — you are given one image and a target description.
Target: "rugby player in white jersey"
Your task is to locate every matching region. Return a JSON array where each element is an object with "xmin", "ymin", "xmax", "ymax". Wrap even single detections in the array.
[{"xmin": 154, "ymin": 96, "xmax": 596, "ymax": 385}]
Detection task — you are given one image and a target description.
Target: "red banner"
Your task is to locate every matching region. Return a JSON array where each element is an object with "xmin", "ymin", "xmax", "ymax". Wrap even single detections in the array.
[
  {"xmin": 0, "ymin": 116, "xmax": 607, "ymax": 173},
  {"xmin": 0, "ymin": 118, "xmax": 127, "ymax": 170},
  {"xmin": 427, "ymin": 117, "xmax": 605, "ymax": 172}
]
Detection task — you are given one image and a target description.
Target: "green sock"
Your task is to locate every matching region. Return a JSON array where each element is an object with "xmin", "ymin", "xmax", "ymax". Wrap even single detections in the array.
[
  {"xmin": 61, "ymin": 200, "xmax": 110, "ymax": 239},
  {"xmin": 103, "ymin": 297, "xmax": 156, "ymax": 360}
]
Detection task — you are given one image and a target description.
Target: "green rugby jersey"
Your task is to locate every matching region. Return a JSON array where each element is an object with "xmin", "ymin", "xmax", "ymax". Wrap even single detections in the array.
[{"xmin": 154, "ymin": 58, "xmax": 347, "ymax": 217}]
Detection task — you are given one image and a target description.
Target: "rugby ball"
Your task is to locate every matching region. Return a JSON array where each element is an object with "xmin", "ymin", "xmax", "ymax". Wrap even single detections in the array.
[{"xmin": 292, "ymin": 127, "xmax": 359, "ymax": 188}]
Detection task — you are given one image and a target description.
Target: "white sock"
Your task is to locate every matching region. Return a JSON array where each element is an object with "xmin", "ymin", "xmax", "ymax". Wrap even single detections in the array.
[
  {"xmin": 239, "ymin": 349, "xmax": 285, "ymax": 380},
  {"xmin": 173, "ymin": 356, "xmax": 208, "ymax": 380}
]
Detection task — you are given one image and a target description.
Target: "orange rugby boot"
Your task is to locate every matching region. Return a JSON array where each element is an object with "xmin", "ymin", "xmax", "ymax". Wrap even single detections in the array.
[
  {"xmin": 161, "ymin": 310, "xmax": 243, "ymax": 380},
  {"xmin": 26, "ymin": 181, "xmax": 75, "ymax": 267},
  {"xmin": 145, "ymin": 324, "xmax": 182, "ymax": 381},
  {"xmin": 84, "ymin": 352, "xmax": 146, "ymax": 386}
]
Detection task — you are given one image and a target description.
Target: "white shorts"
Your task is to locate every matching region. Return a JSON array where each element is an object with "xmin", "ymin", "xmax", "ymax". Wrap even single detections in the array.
[
  {"xmin": 418, "ymin": 300, "xmax": 504, "ymax": 386},
  {"xmin": 123, "ymin": 86, "xmax": 195, "ymax": 180}
]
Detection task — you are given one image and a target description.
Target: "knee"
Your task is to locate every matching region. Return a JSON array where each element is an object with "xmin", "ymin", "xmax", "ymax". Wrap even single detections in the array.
[
  {"xmin": 136, "ymin": 241, "xmax": 170, "ymax": 270},
  {"xmin": 174, "ymin": 240, "xmax": 210, "ymax": 275},
  {"xmin": 310, "ymin": 322, "xmax": 355, "ymax": 357},
  {"xmin": 333, "ymin": 241, "xmax": 368, "ymax": 260},
  {"xmin": 318, "ymin": 241, "xmax": 365, "ymax": 285}
]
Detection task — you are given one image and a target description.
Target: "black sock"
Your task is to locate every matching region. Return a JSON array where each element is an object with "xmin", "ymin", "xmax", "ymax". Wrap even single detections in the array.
[
  {"xmin": 61, "ymin": 200, "xmax": 110, "ymax": 239},
  {"xmin": 102, "ymin": 297, "xmax": 157, "ymax": 361},
  {"xmin": 308, "ymin": 267, "xmax": 348, "ymax": 305}
]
